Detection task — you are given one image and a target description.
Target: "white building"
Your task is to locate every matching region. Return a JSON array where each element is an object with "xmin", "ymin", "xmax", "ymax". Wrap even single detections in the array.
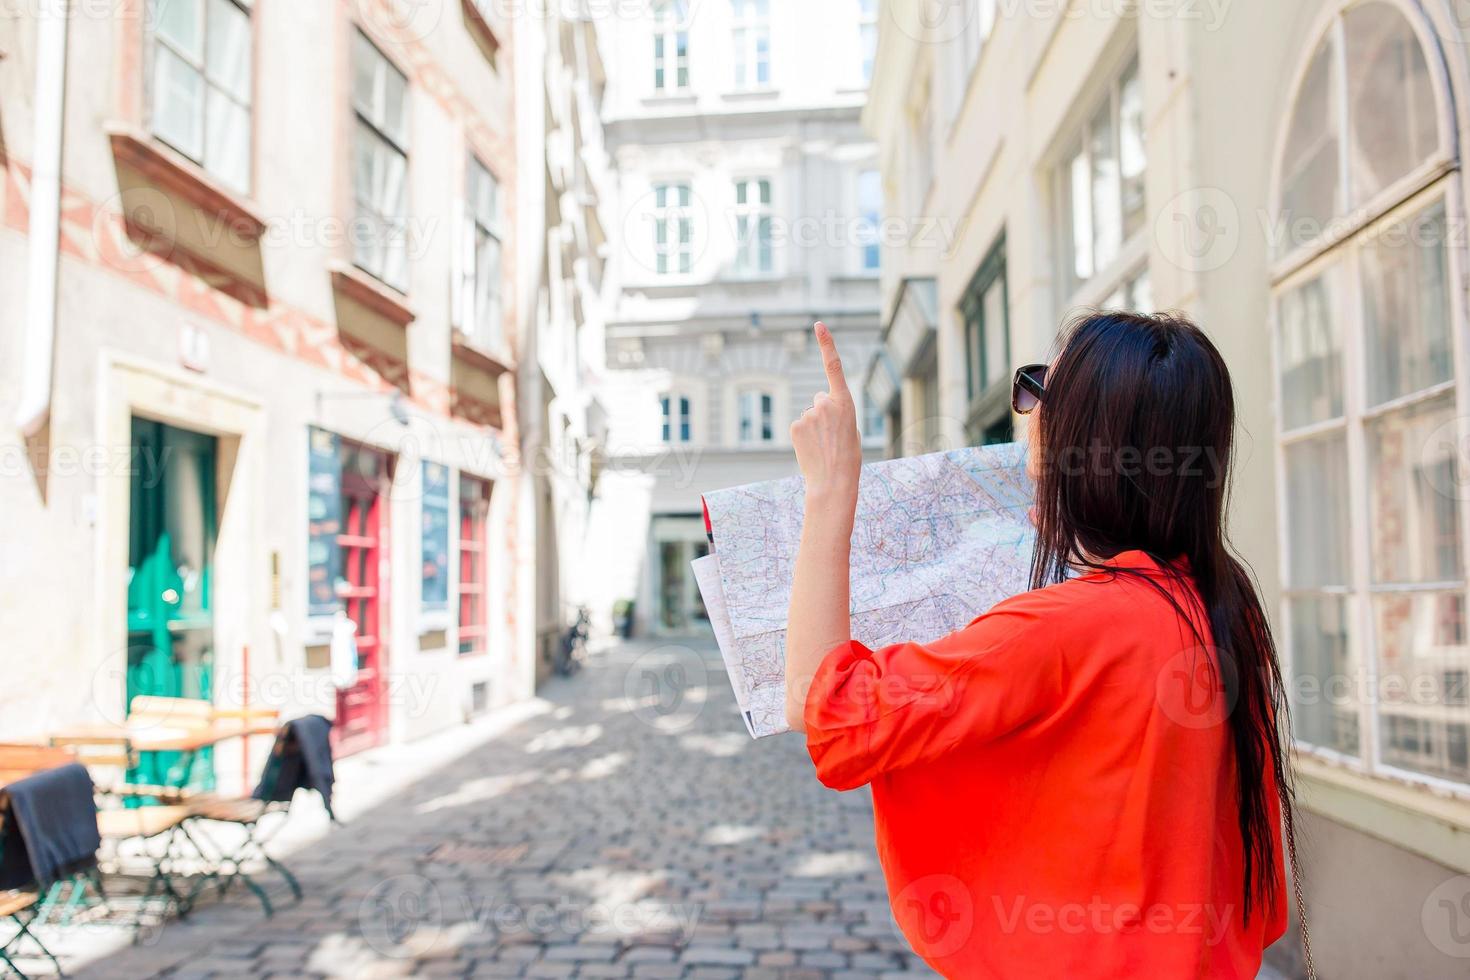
[
  {"xmin": 517, "ymin": 4, "xmax": 615, "ymax": 674},
  {"xmin": 587, "ymin": 0, "xmax": 888, "ymax": 636},
  {"xmin": 866, "ymin": 0, "xmax": 1470, "ymax": 974}
]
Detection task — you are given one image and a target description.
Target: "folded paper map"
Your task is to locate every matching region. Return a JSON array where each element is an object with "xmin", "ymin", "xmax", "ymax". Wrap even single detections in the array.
[{"xmin": 694, "ymin": 443, "xmax": 1037, "ymax": 738}]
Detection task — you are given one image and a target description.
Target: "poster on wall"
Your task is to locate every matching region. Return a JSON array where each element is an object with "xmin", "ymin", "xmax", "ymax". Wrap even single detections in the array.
[
  {"xmin": 307, "ymin": 427, "xmax": 344, "ymax": 623},
  {"xmin": 421, "ymin": 461, "xmax": 452, "ymax": 631}
]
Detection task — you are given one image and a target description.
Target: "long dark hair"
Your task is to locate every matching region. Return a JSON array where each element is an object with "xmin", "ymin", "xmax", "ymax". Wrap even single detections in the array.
[{"xmin": 1028, "ymin": 311, "xmax": 1298, "ymax": 928}]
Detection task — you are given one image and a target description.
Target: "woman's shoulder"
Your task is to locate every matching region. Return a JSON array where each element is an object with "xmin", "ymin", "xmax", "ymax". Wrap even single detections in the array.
[{"xmin": 983, "ymin": 560, "xmax": 1192, "ymax": 630}]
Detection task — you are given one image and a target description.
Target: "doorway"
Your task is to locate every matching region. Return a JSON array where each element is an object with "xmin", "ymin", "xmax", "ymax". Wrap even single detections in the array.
[
  {"xmin": 334, "ymin": 442, "xmax": 393, "ymax": 756},
  {"xmin": 127, "ymin": 418, "xmax": 218, "ymax": 790},
  {"xmin": 651, "ymin": 515, "xmax": 710, "ymax": 635}
]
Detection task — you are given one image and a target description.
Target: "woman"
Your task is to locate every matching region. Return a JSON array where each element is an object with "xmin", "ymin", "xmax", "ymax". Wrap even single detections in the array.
[{"xmin": 786, "ymin": 313, "xmax": 1304, "ymax": 978}]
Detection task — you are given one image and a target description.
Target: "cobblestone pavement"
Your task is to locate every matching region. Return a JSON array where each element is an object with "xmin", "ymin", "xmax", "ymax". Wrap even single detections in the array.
[{"xmin": 66, "ymin": 637, "xmax": 938, "ymax": 979}]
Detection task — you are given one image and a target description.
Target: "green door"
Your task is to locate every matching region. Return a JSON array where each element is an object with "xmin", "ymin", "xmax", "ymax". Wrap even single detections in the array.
[{"xmin": 127, "ymin": 419, "xmax": 218, "ymax": 792}]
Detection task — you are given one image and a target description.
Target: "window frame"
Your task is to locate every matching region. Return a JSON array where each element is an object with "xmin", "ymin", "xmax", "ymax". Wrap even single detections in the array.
[
  {"xmin": 732, "ymin": 176, "xmax": 774, "ymax": 277},
  {"xmin": 652, "ymin": 181, "xmax": 695, "ymax": 276},
  {"xmin": 653, "ymin": 0, "xmax": 691, "ymax": 94},
  {"xmin": 736, "ymin": 388, "xmax": 776, "ymax": 445},
  {"xmin": 1269, "ymin": 1, "xmax": 1470, "ymax": 798},
  {"xmin": 351, "ymin": 28, "xmax": 412, "ymax": 293},
  {"xmin": 731, "ymin": 0, "xmax": 772, "ymax": 90},
  {"xmin": 144, "ymin": 0, "xmax": 256, "ymax": 195},
  {"xmin": 660, "ymin": 392, "xmax": 694, "ymax": 445},
  {"xmin": 857, "ymin": 0, "xmax": 878, "ymax": 86},
  {"xmin": 959, "ymin": 235, "xmax": 1012, "ymax": 445},
  {"xmin": 457, "ymin": 473, "xmax": 493, "ymax": 657},
  {"xmin": 1052, "ymin": 51, "xmax": 1147, "ymax": 312},
  {"xmin": 467, "ymin": 154, "xmax": 504, "ymax": 350}
]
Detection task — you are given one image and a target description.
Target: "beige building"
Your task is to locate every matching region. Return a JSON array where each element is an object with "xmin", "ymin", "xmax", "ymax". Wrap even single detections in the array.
[
  {"xmin": 517, "ymin": 4, "xmax": 615, "ymax": 669},
  {"xmin": 867, "ymin": 0, "xmax": 1470, "ymax": 974},
  {"xmin": 0, "ymin": 0, "xmax": 537, "ymax": 780}
]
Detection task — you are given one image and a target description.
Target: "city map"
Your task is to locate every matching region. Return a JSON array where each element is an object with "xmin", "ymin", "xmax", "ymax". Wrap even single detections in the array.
[{"xmin": 695, "ymin": 443, "xmax": 1037, "ymax": 738}]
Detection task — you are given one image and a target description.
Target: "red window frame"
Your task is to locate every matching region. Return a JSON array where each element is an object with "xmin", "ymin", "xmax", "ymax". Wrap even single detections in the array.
[{"xmin": 458, "ymin": 474, "xmax": 492, "ymax": 656}]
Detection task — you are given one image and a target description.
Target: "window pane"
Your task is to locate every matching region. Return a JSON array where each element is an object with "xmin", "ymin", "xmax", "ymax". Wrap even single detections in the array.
[
  {"xmin": 470, "ymin": 159, "xmax": 498, "ymax": 229},
  {"xmin": 353, "ymin": 31, "xmax": 380, "ymax": 117},
  {"xmin": 982, "ymin": 278, "xmax": 1006, "ymax": 390},
  {"xmin": 1361, "ymin": 202, "xmax": 1451, "ymax": 406},
  {"xmin": 1373, "ymin": 590, "xmax": 1470, "ymax": 782},
  {"xmin": 1279, "ymin": 38, "xmax": 1341, "ymax": 244},
  {"xmin": 1067, "ymin": 146, "xmax": 1093, "ymax": 285},
  {"xmin": 475, "ymin": 232, "xmax": 502, "ymax": 344},
  {"xmin": 1288, "ymin": 595, "xmax": 1360, "ymax": 757},
  {"xmin": 1088, "ymin": 99, "xmax": 1121, "ymax": 275},
  {"xmin": 1284, "ymin": 434, "xmax": 1351, "ymax": 588},
  {"xmin": 1277, "ymin": 271, "xmax": 1343, "ymax": 429},
  {"xmin": 1367, "ymin": 395, "xmax": 1463, "ymax": 584},
  {"xmin": 152, "ymin": 46, "xmax": 205, "ymax": 159},
  {"xmin": 1344, "ymin": 1, "xmax": 1439, "ymax": 209},
  {"xmin": 152, "ymin": 0, "xmax": 203, "ymax": 60},
  {"xmin": 205, "ymin": 0, "xmax": 252, "ymax": 103},
  {"xmin": 204, "ymin": 88, "xmax": 250, "ymax": 193},
  {"xmin": 1118, "ymin": 60, "xmax": 1146, "ymax": 240}
]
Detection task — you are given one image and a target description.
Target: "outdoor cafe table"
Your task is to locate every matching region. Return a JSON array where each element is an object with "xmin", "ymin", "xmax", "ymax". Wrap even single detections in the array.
[{"xmin": 46, "ymin": 721, "xmax": 279, "ymax": 795}]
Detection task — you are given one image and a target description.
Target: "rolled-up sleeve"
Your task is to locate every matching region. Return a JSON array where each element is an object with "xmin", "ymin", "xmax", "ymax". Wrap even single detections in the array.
[{"xmin": 803, "ymin": 593, "xmax": 1066, "ymax": 790}]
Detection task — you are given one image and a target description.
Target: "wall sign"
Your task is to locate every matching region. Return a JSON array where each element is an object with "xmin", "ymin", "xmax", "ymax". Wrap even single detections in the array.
[{"xmin": 307, "ymin": 427, "xmax": 343, "ymax": 620}]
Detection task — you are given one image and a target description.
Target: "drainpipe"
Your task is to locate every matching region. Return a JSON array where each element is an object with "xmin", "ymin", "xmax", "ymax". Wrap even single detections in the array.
[{"xmin": 14, "ymin": 1, "xmax": 70, "ymax": 437}]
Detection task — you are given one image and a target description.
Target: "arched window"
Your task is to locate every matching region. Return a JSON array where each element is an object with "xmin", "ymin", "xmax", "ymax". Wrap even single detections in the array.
[{"xmin": 1271, "ymin": 1, "xmax": 1469, "ymax": 789}]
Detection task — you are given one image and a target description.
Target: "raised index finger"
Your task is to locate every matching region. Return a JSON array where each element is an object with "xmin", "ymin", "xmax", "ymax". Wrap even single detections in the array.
[{"xmin": 814, "ymin": 322, "xmax": 849, "ymax": 400}]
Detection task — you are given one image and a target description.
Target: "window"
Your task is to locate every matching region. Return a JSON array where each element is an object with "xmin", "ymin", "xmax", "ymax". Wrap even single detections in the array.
[
  {"xmin": 653, "ymin": 182, "xmax": 693, "ymax": 275},
  {"xmin": 146, "ymin": 0, "xmax": 253, "ymax": 193},
  {"xmin": 960, "ymin": 239, "xmax": 1010, "ymax": 445},
  {"xmin": 956, "ymin": 0, "xmax": 997, "ymax": 90},
  {"xmin": 352, "ymin": 30, "xmax": 410, "ymax": 292},
  {"xmin": 1057, "ymin": 56, "xmax": 1145, "ymax": 301},
  {"xmin": 653, "ymin": 1, "xmax": 690, "ymax": 93},
  {"xmin": 421, "ymin": 462, "xmax": 451, "ymax": 629},
  {"xmin": 738, "ymin": 390, "xmax": 775, "ymax": 444},
  {"xmin": 733, "ymin": 178, "xmax": 773, "ymax": 276},
  {"xmin": 732, "ymin": 0, "xmax": 770, "ymax": 89},
  {"xmin": 457, "ymin": 475, "xmax": 492, "ymax": 656},
  {"xmin": 660, "ymin": 394, "xmax": 692, "ymax": 444},
  {"xmin": 857, "ymin": 170, "xmax": 883, "ymax": 273},
  {"xmin": 1273, "ymin": 2, "xmax": 1466, "ymax": 789},
  {"xmin": 857, "ymin": 0, "xmax": 878, "ymax": 84},
  {"xmin": 467, "ymin": 156, "xmax": 503, "ymax": 348}
]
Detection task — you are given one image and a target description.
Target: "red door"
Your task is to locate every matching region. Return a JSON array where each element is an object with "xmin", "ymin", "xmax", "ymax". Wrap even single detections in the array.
[{"xmin": 334, "ymin": 443, "xmax": 392, "ymax": 755}]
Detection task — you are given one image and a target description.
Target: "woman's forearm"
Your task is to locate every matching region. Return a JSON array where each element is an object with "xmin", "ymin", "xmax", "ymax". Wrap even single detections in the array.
[{"xmin": 784, "ymin": 490, "xmax": 855, "ymax": 732}]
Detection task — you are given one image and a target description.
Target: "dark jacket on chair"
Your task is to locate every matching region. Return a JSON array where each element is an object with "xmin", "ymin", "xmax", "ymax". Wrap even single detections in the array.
[
  {"xmin": 252, "ymin": 715, "xmax": 336, "ymax": 820},
  {"xmin": 0, "ymin": 763, "xmax": 100, "ymax": 890}
]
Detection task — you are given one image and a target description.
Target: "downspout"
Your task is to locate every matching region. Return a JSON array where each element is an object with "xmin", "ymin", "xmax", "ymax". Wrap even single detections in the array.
[{"xmin": 14, "ymin": 1, "xmax": 70, "ymax": 437}]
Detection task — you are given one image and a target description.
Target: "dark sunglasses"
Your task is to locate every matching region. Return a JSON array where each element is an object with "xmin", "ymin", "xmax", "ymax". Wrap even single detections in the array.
[{"xmin": 1012, "ymin": 363, "xmax": 1048, "ymax": 415}]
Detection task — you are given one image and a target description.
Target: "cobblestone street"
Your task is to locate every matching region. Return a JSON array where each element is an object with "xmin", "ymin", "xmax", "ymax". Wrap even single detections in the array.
[{"xmin": 69, "ymin": 638, "xmax": 937, "ymax": 979}]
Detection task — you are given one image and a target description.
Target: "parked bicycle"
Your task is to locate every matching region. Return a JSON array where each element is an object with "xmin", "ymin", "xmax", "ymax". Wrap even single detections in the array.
[{"xmin": 553, "ymin": 606, "xmax": 591, "ymax": 677}]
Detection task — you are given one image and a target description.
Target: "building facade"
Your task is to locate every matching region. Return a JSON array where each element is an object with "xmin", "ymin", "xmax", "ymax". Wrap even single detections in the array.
[
  {"xmin": 0, "ymin": 0, "xmax": 533, "ymax": 778},
  {"xmin": 516, "ymin": 2, "xmax": 615, "ymax": 672},
  {"xmin": 866, "ymin": 0, "xmax": 1470, "ymax": 974},
  {"xmin": 587, "ymin": 0, "xmax": 888, "ymax": 637}
]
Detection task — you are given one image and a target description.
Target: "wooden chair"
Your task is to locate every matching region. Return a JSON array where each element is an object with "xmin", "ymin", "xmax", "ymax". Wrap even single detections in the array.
[
  {"xmin": 0, "ymin": 743, "xmax": 76, "ymax": 786},
  {"xmin": 0, "ymin": 888, "xmax": 60, "ymax": 979}
]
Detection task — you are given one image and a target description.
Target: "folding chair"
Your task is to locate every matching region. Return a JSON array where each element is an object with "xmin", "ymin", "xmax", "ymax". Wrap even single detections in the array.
[
  {"xmin": 94, "ymin": 805, "xmax": 196, "ymax": 928},
  {"xmin": 0, "ymin": 890, "xmax": 61, "ymax": 980},
  {"xmin": 181, "ymin": 717, "xmax": 327, "ymax": 917}
]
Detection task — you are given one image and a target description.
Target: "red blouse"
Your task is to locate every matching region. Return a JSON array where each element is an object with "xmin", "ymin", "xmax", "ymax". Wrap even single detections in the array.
[{"xmin": 804, "ymin": 551, "xmax": 1286, "ymax": 979}]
